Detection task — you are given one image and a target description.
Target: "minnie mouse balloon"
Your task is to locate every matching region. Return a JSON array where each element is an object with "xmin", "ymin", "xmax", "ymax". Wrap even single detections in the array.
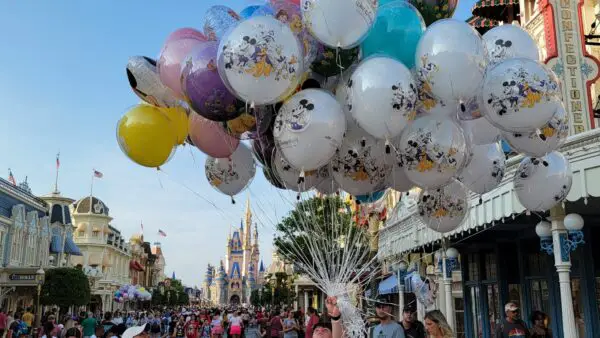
[
  {"xmin": 399, "ymin": 114, "xmax": 468, "ymax": 189},
  {"xmin": 218, "ymin": 16, "xmax": 303, "ymax": 105},
  {"xmin": 203, "ymin": 5, "xmax": 241, "ymax": 41},
  {"xmin": 205, "ymin": 143, "xmax": 256, "ymax": 198},
  {"xmin": 481, "ymin": 58, "xmax": 561, "ymax": 133},
  {"xmin": 457, "ymin": 143, "xmax": 505, "ymax": 194},
  {"xmin": 331, "ymin": 127, "xmax": 387, "ymax": 195},
  {"xmin": 272, "ymin": 150, "xmax": 325, "ymax": 192},
  {"xmin": 483, "ymin": 24, "xmax": 539, "ymax": 66},
  {"xmin": 514, "ymin": 151, "xmax": 572, "ymax": 211},
  {"xmin": 274, "ymin": 89, "xmax": 346, "ymax": 171},
  {"xmin": 501, "ymin": 103, "xmax": 568, "ymax": 157},
  {"xmin": 126, "ymin": 56, "xmax": 177, "ymax": 108},
  {"xmin": 418, "ymin": 180, "xmax": 468, "ymax": 233},
  {"xmin": 301, "ymin": 0, "xmax": 378, "ymax": 48},
  {"xmin": 346, "ymin": 56, "xmax": 418, "ymax": 140},
  {"xmin": 415, "ymin": 19, "xmax": 487, "ymax": 109}
]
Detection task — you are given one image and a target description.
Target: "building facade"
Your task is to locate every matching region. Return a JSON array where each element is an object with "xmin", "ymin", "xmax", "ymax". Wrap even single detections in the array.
[
  {"xmin": 203, "ymin": 199, "xmax": 264, "ymax": 305},
  {"xmin": 70, "ymin": 196, "xmax": 131, "ymax": 312}
]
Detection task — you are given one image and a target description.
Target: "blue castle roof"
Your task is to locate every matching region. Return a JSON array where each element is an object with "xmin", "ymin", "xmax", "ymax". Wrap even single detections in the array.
[
  {"xmin": 259, "ymin": 260, "xmax": 265, "ymax": 272},
  {"xmin": 230, "ymin": 261, "xmax": 241, "ymax": 279}
]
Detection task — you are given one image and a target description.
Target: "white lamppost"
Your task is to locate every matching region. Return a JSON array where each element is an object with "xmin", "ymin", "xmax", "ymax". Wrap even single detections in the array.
[{"xmin": 391, "ymin": 260, "xmax": 408, "ymax": 313}]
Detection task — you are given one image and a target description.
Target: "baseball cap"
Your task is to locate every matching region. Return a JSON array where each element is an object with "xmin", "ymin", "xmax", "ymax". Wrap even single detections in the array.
[
  {"xmin": 403, "ymin": 304, "xmax": 416, "ymax": 313},
  {"xmin": 122, "ymin": 325, "xmax": 147, "ymax": 338},
  {"xmin": 504, "ymin": 302, "xmax": 519, "ymax": 312},
  {"xmin": 375, "ymin": 294, "xmax": 393, "ymax": 307}
]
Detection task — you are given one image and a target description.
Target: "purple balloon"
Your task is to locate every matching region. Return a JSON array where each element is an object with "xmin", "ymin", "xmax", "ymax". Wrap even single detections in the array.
[{"xmin": 182, "ymin": 41, "xmax": 240, "ymax": 122}]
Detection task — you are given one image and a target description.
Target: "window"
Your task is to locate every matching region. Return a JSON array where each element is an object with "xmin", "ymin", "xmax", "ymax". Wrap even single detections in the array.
[
  {"xmin": 11, "ymin": 231, "xmax": 19, "ymax": 263},
  {"xmin": 0, "ymin": 232, "xmax": 5, "ymax": 262},
  {"xmin": 527, "ymin": 253, "xmax": 548, "ymax": 276},
  {"xmin": 468, "ymin": 253, "xmax": 480, "ymax": 281},
  {"xmin": 484, "ymin": 253, "xmax": 497, "ymax": 280},
  {"xmin": 455, "ymin": 297, "xmax": 466, "ymax": 338},
  {"xmin": 529, "ymin": 280, "xmax": 550, "ymax": 314},
  {"xmin": 487, "ymin": 284, "xmax": 500, "ymax": 337},
  {"xmin": 469, "ymin": 286, "xmax": 483, "ymax": 338},
  {"xmin": 571, "ymin": 279, "xmax": 586, "ymax": 338}
]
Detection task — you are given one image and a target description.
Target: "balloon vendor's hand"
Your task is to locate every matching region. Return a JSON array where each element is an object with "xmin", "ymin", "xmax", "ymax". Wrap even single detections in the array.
[{"xmin": 326, "ymin": 296, "xmax": 341, "ymax": 318}]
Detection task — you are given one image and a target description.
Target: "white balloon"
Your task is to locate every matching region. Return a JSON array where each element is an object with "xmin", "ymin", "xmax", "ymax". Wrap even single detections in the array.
[
  {"xmin": 483, "ymin": 24, "xmax": 539, "ymax": 66},
  {"xmin": 502, "ymin": 103, "xmax": 568, "ymax": 157},
  {"xmin": 126, "ymin": 56, "xmax": 178, "ymax": 108},
  {"xmin": 218, "ymin": 16, "xmax": 303, "ymax": 105},
  {"xmin": 331, "ymin": 127, "xmax": 387, "ymax": 195},
  {"xmin": 347, "ymin": 57, "xmax": 418, "ymax": 139},
  {"xmin": 301, "ymin": 0, "xmax": 377, "ymax": 48},
  {"xmin": 205, "ymin": 144, "xmax": 256, "ymax": 197},
  {"xmin": 514, "ymin": 151, "xmax": 572, "ymax": 212},
  {"xmin": 480, "ymin": 58, "xmax": 561, "ymax": 133},
  {"xmin": 272, "ymin": 150, "xmax": 325, "ymax": 192},
  {"xmin": 461, "ymin": 116, "xmax": 501, "ymax": 146},
  {"xmin": 457, "ymin": 143, "xmax": 505, "ymax": 194},
  {"xmin": 399, "ymin": 114, "xmax": 468, "ymax": 189},
  {"xmin": 274, "ymin": 89, "xmax": 346, "ymax": 171},
  {"xmin": 384, "ymin": 138, "xmax": 414, "ymax": 192},
  {"xmin": 334, "ymin": 64, "xmax": 359, "ymax": 129},
  {"xmin": 415, "ymin": 19, "xmax": 487, "ymax": 108},
  {"xmin": 418, "ymin": 100, "xmax": 457, "ymax": 117},
  {"xmin": 418, "ymin": 180, "xmax": 468, "ymax": 233},
  {"xmin": 313, "ymin": 167, "xmax": 340, "ymax": 195}
]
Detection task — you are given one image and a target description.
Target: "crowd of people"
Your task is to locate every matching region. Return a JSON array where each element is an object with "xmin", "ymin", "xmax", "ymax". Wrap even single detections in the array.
[{"xmin": 0, "ymin": 295, "xmax": 551, "ymax": 338}]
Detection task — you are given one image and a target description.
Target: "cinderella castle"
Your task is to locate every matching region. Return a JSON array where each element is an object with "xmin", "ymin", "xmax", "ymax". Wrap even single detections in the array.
[{"xmin": 202, "ymin": 198, "xmax": 265, "ymax": 305}]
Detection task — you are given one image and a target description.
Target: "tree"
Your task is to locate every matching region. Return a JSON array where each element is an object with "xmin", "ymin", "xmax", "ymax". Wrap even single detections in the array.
[
  {"xmin": 40, "ymin": 268, "xmax": 91, "ymax": 309},
  {"xmin": 250, "ymin": 290, "xmax": 261, "ymax": 306},
  {"xmin": 273, "ymin": 196, "xmax": 369, "ymax": 274}
]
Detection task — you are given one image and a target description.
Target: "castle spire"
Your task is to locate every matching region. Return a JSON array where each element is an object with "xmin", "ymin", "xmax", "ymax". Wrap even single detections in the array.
[{"xmin": 245, "ymin": 196, "xmax": 252, "ymax": 227}]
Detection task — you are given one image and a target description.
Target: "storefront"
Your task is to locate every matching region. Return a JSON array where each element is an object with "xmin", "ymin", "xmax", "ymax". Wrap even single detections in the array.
[{"xmin": 0, "ymin": 268, "xmax": 45, "ymax": 313}]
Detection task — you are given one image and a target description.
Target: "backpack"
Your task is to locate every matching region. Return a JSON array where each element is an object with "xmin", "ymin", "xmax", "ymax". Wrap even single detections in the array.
[{"xmin": 151, "ymin": 320, "xmax": 161, "ymax": 333}]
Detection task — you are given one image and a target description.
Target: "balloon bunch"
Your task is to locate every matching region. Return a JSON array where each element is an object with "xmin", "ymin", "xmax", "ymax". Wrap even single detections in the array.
[
  {"xmin": 117, "ymin": 0, "xmax": 572, "ymax": 222},
  {"xmin": 114, "ymin": 284, "xmax": 152, "ymax": 303}
]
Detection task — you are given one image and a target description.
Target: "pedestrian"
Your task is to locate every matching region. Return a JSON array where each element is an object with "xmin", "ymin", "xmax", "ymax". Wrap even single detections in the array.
[
  {"xmin": 268, "ymin": 311, "xmax": 282, "ymax": 338},
  {"xmin": 0, "ymin": 308, "xmax": 7, "ymax": 338},
  {"xmin": 210, "ymin": 313, "xmax": 224, "ymax": 338},
  {"xmin": 82, "ymin": 313, "xmax": 98, "ymax": 338},
  {"xmin": 399, "ymin": 304, "xmax": 425, "ymax": 338},
  {"xmin": 370, "ymin": 295, "xmax": 405, "ymax": 338},
  {"xmin": 304, "ymin": 308, "xmax": 319, "ymax": 338},
  {"xmin": 282, "ymin": 312, "xmax": 298, "ymax": 338},
  {"xmin": 228, "ymin": 312, "xmax": 242, "ymax": 338},
  {"xmin": 423, "ymin": 310, "xmax": 453, "ymax": 338},
  {"xmin": 496, "ymin": 303, "xmax": 528, "ymax": 338},
  {"xmin": 529, "ymin": 311, "xmax": 551, "ymax": 338}
]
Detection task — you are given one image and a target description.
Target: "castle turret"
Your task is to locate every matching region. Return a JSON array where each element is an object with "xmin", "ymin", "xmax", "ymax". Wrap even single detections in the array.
[
  {"xmin": 216, "ymin": 260, "xmax": 228, "ymax": 305},
  {"xmin": 246, "ymin": 263, "xmax": 256, "ymax": 303},
  {"xmin": 242, "ymin": 197, "xmax": 252, "ymax": 276},
  {"xmin": 258, "ymin": 259, "xmax": 265, "ymax": 285}
]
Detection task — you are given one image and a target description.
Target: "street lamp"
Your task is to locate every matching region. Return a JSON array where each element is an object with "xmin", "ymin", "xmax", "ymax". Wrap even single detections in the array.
[
  {"xmin": 391, "ymin": 260, "xmax": 408, "ymax": 311},
  {"xmin": 34, "ymin": 267, "xmax": 45, "ymax": 332},
  {"xmin": 536, "ymin": 214, "xmax": 585, "ymax": 255}
]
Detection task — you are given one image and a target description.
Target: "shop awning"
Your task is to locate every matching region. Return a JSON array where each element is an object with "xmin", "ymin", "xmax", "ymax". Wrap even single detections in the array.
[
  {"xmin": 378, "ymin": 274, "xmax": 398, "ymax": 295},
  {"xmin": 471, "ymin": 0, "xmax": 519, "ymax": 20},
  {"xmin": 64, "ymin": 237, "xmax": 82, "ymax": 256},
  {"xmin": 49, "ymin": 234, "xmax": 63, "ymax": 253},
  {"xmin": 130, "ymin": 260, "xmax": 144, "ymax": 271},
  {"xmin": 467, "ymin": 15, "xmax": 499, "ymax": 29}
]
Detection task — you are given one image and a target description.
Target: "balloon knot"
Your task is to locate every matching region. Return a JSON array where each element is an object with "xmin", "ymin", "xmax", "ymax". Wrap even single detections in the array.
[
  {"xmin": 360, "ymin": 138, "xmax": 366, "ymax": 147},
  {"xmin": 460, "ymin": 102, "xmax": 466, "ymax": 113},
  {"xmin": 296, "ymin": 193, "xmax": 300, "ymax": 201},
  {"xmin": 478, "ymin": 197, "xmax": 483, "ymax": 205},
  {"xmin": 385, "ymin": 140, "xmax": 391, "ymax": 154},
  {"xmin": 231, "ymin": 197, "xmax": 236, "ymax": 204}
]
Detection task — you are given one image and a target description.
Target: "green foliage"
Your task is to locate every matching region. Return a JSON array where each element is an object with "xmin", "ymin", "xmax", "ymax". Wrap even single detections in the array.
[
  {"xmin": 250, "ymin": 289, "xmax": 261, "ymax": 306},
  {"xmin": 273, "ymin": 196, "xmax": 368, "ymax": 274},
  {"xmin": 40, "ymin": 268, "xmax": 91, "ymax": 308},
  {"xmin": 152, "ymin": 279, "xmax": 189, "ymax": 306}
]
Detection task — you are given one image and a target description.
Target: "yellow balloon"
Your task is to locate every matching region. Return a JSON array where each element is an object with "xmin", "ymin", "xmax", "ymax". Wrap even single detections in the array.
[
  {"xmin": 160, "ymin": 105, "xmax": 189, "ymax": 145},
  {"xmin": 117, "ymin": 104, "xmax": 177, "ymax": 168}
]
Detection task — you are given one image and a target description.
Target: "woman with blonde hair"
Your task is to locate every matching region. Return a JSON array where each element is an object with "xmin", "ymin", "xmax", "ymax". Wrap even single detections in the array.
[{"xmin": 423, "ymin": 310, "xmax": 454, "ymax": 338}]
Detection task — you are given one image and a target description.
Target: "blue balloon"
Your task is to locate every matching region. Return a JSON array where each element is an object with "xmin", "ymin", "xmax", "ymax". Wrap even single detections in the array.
[
  {"xmin": 355, "ymin": 190, "xmax": 386, "ymax": 203},
  {"xmin": 240, "ymin": 5, "xmax": 261, "ymax": 19},
  {"xmin": 248, "ymin": 4, "xmax": 275, "ymax": 18},
  {"xmin": 361, "ymin": 1, "xmax": 426, "ymax": 69}
]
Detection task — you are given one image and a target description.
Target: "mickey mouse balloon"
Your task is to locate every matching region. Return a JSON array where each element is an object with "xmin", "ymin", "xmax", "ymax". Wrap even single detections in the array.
[
  {"xmin": 126, "ymin": 56, "xmax": 178, "ymax": 108},
  {"xmin": 418, "ymin": 180, "xmax": 469, "ymax": 234},
  {"xmin": 274, "ymin": 89, "xmax": 346, "ymax": 171},
  {"xmin": 514, "ymin": 151, "xmax": 572, "ymax": 212},
  {"xmin": 205, "ymin": 143, "xmax": 256, "ymax": 198},
  {"xmin": 218, "ymin": 16, "xmax": 303, "ymax": 105},
  {"xmin": 483, "ymin": 24, "xmax": 539, "ymax": 66},
  {"xmin": 457, "ymin": 143, "xmax": 505, "ymax": 194},
  {"xmin": 272, "ymin": 149, "xmax": 326, "ymax": 192}
]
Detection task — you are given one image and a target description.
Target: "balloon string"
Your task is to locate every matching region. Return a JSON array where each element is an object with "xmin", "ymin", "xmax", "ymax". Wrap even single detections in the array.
[
  {"xmin": 336, "ymin": 46, "xmax": 344, "ymax": 77},
  {"xmin": 189, "ymin": 146, "xmax": 197, "ymax": 167},
  {"xmin": 156, "ymin": 167, "xmax": 164, "ymax": 190}
]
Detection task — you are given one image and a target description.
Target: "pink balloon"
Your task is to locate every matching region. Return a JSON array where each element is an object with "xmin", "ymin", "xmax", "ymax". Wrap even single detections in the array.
[
  {"xmin": 189, "ymin": 114, "xmax": 240, "ymax": 158},
  {"xmin": 158, "ymin": 28, "xmax": 207, "ymax": 100}
]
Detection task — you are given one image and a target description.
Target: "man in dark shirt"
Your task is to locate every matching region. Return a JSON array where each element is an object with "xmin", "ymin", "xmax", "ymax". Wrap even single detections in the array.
[
  {"xmin": 496, "ymin": 302, "xmax": 529, "ymax": 338},
  {"xmin": 399, "ymin": 304, "xmax": 425, "ymax": 338}
]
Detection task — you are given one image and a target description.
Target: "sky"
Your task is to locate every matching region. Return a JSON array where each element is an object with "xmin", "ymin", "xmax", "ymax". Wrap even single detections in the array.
[{"xmin": 0, "ymin": 0, "xmax": 476, "ymax": 287}]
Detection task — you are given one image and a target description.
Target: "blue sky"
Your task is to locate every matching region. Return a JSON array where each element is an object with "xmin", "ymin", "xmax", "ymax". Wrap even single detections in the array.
[{"xmin": 0, "ymin": 0, "xmax": 476, "ymax": 287}]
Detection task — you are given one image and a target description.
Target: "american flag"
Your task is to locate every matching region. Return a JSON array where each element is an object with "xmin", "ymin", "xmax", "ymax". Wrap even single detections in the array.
[
  {"xmin": 93, "ymin": 170, "xmax": 103, "ymax": 178},
  {"xmin": 7, "ymin": 169, "xmax": 15, "ymax": 185},
  {"xmin": 56, "ymin": 153, "xmax": 60, "ymax": 169},
  {"xmin": 158, "ymin": 229, "xmax": 167, "ymax": 237}
]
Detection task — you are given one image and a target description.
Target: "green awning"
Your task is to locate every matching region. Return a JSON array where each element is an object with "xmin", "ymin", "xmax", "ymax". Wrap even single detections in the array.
[{"xmin": 472, "ymin": 0, "xmax": 519, "ymax": 20}]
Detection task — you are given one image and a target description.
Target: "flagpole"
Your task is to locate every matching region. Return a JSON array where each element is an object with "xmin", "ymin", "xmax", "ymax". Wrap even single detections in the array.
[
  {"xmin": 89, "ymin": 170, "xmax": 95, "ymax": 207},
  {"xmin": 54, "ymin": 152, "xmax": 60, "ymax": 194}
]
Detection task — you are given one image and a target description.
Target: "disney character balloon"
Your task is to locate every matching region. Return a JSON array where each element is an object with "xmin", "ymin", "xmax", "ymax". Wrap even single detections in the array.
[
  {"xmin": 217, "ymin": 16, "xmax": 303, "ymax": 105},
  {"xmin": 331, "ymin": 127, "xmax": 387, "ymax": 195},
  {"xmin": 415, "ymin": 19, "xmax": 487, "ymax": 110},
  {"xmin": 346, "ymin": 56, "xmax": 418, "ymax": 140},
  {"xmin": 314, "ymin": 171, "xmax": 340, "ymax": 195},
  {"xmin": 361, "ymin": 1, "xmax": 426, "ymax": 69},
  {"xmin": 223, "ymin": 104, "xmax": 274, "ymax": 140},
  {"xmin": 457, "ymin": 143, "xmax": 505, "ymax": 194},
  {"xmin": 126, "ymin": 56, "xmax": 177, "ymax": 108},
  {"xmin": 418, "ymin": 180, "xmax": 468, "ymax": 233},
  {"xmin": 263, "ymin": 165, "xmax": 286, "ymax": 189},
  {"xmin": 301, "ymin": 0, "xmax": 378, "ymax": 48},
  {"xmin": 158, "ymin": 28, "xmax": 207, "ymax": 100},
  {"xmin": 205, "ymin": 143, "xmax": 256, "ymax": 200},
  {"xmin": 182, "ymin": 41, "xmax": 240, "ymax": 122},
  {"xmin": 274, "ymin": 89, "xmax": 346, "ymax": 171},
  {"xmin": 188, "ymin": 114, "xmax": 240, "ymax": 158},
  {"xmin": 408, "ymin": 0, "xmax": 458, "ymax": 26},
  {"xmin": 514, "ymin": 151, "xmax": 572, "ymax": 212},
  {"xmin": 272, "ymin": 150, "xmax": 326, "ymax": 192},
  {"xmin": 398, "ymin": 114, "xmax": 468, "ymax": 189},
  {"xmin": 385, "ymin": 140, "xmax": 415, "ymax": 192},
  {"xmin": 116, "ymin": 105, "xmax": 178, "ymax": 168},
  {"xmin": 502, "ymin": 103, "xmax": 568, "ymax": 157},
  {"xmin": 480, "ymin": 58, "xmax": 561, "ymax": 133},
  {"xmin": 461, "ymin": 115, "xmax": 501, "ymax": 146},
  {"xmin": 483, "ymin": 24, "xmax": 540, "ymax": 66},
  {"xmin": 203, "ymin": 5, "xmax": 241, "ymax": 41}
]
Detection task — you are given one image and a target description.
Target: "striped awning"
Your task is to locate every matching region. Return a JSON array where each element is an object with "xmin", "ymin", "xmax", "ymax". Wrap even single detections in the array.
[
  {"xmin": 467, "ymin": 15, "xmax": 499, "ymax": 28},
  {"xmin": 378, "ymin": 274, "xmax": 398, "ymax": 295},
  {"xmin": 64, "ymin": 237, "xmax": 82, "ymax": 256},
  {"xmin": 472, "ymin": 0, "xmax": 519, "ymax": 20},
  {"xmin": 49, "ymin": 234, "xmax": 63, "ymax": 253}
]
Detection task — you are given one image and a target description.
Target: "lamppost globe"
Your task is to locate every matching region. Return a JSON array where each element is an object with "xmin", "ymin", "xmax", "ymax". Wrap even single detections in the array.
[
  {"xmin": 446, "ymin": 247, "xmax": 459, "ymax": 259},
  {"xmin": 535, "ymin": 221, "xmax": 552, "ymax": 238},
  {"xmin": 564, "ymin": 213, "xmax": 584, "ymax": 231}
]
